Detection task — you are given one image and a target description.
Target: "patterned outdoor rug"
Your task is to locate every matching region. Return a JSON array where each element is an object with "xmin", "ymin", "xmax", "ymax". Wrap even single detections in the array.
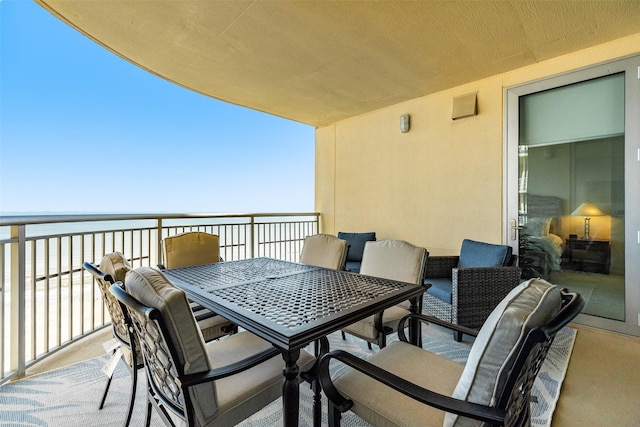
[{"xmin": 0, "ymin": 326, "xmax": 576, "ymax": 426}]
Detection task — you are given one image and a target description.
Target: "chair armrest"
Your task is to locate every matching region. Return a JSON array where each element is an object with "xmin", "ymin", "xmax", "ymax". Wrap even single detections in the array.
[
  {"xmin": 396, "ymin": 313, "xmax": 479, "ymax": 342},
  {"xmin": 318, "ymin": 349, "xmax": 506, "ymax": 425},
  {"xmin": 373, "ymin": 284, "xmax": 429, "ymax": 332},
  {"xmin": 453, "ymin": 266, "xmax": 522, "ymax": 297},
  {"xmin": 424, "ymin": 256, "xmax": 459, "ymax": 279},
  {"xmin": 180, "ymin": 346, "xmax": 281, "ymax": 387}
]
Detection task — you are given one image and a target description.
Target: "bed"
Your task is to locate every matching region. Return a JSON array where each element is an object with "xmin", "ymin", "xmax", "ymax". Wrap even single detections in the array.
[{"xmin": 519, "ymin": 195, "xmax": 565, "ymax": 279}]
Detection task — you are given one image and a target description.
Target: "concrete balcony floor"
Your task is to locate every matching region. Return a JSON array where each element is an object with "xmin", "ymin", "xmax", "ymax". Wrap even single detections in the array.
[{"xmin": 26, "ymin": 327, "xmax": 113, "ymax": 378}]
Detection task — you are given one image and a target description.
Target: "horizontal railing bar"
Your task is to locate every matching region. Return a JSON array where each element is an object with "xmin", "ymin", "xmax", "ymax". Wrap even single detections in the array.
[
  {"xmin": 0, "ymin": 212, "xmax": 319, "ymax": 226},
  {"xmin": 2, "ymin": 227, "xmax": 157, "ymax": 241}
]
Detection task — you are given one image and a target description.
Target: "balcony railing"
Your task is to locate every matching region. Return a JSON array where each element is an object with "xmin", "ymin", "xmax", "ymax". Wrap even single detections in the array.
[{"xmin": 0, "ymin": 212, "xmax": 319, "ymax": 385}]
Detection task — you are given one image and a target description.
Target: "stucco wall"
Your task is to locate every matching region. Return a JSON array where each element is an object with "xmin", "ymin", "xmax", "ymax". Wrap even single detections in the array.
[{"xmin": 315, "ymin": 33, "xmax": 640, "ymax": 256}]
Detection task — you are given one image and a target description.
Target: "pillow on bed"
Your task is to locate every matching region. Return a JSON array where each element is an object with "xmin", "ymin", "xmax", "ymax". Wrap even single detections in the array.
[{"xmin": 523, "ymin": 217, "xmax": 552, "ymax": 236}]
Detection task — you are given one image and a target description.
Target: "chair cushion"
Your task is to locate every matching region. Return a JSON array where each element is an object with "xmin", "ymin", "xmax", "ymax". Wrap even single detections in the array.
[
  {"xmin": 360, "ymin": 239, "xmax": 426, "ymax": 285},
  {"xmin": 444, "ymin": 278, "xmax": 562, "ymax": 427},
  {"xmin": 338, "ymin": 232, "xmax": 376, "ymax": 262},
  {"xmin": 99, "ymin": 251, "xmax": 132, "ymax": 283},
  {"xmin": 425, "ymin": 278, "xmax": 453, "ymax": 304},
  {"xmin": 299, "ymin": 234, "xmax": 348, "ymax": 270},
  {"xmin": 457, "ymin": 239, "xmax": 512, "ymax": 268},
  {"xmin": 209, "ymin": 331, "xmax": 316, "ymax": 426},
  {"xmin": 97, "ymin": 253, "xmax": 144, "ymax": 366},
  {"xmin": 342, "ymin": 304, "xmax": 411, "ymax": 340},
  {"xmin": 163, "ymin": 232, "xmax": 220, "ymax": 269},
  {"xmin": 124, "ymin": 267, "xmax": 217, "ymax": 426},
  {"xmin": 334, "ymin": 340, "xmax": 464, "ymax": 427},
  {"xmin": 345, "ymin": 260, "xmax": 362, "ymax": 273}
]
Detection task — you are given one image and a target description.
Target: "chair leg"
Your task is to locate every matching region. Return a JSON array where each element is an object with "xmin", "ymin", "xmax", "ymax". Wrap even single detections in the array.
[
  {"xmin": 378, "ymin": 331, "xmax": 387, "ymax": 349},
  {"xmin": 341, "ymin": 331, "xmax": 346, "ymax": 340},
  {"xmin": 453, "ymin": 331, "xmax": 463, "ymax": 342},
  {"xmin": 98, "ymin": 375, "xmax": 113, "ymax": 410},
  {"xmin": 145, "ymin": 400, "xmax": 153, "ymax": 427},
  {"xmin": 122, "ymin": 366, "xmax": 138, "ymax": 427},
  {"xmin": 367, "ymin": 341, "xmax": 372, "ymax": 350},
  {"xmin": 328, "ymin": 401, "xmax": 343, "ymax": 427}
]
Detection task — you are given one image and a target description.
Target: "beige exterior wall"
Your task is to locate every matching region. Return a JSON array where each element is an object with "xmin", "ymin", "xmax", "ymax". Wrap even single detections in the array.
[{"xmin": 315, "ymin": 33, "xmax": 640, "ymax": 256}]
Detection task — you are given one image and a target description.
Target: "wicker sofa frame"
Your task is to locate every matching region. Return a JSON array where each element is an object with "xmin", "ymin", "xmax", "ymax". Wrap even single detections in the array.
[{"xmin": 423, "ymin": 255, "xmax": 522, "ymax": 341}]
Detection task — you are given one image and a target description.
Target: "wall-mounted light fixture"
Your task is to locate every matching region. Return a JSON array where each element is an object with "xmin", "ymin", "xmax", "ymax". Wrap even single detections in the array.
[
  {"xmin": 451, "ymin": 92, "xmax": 477, "ymax": 120},
  {"xmin": 400, "ymin": 114, "xmax": 410, "ymax": 133}
]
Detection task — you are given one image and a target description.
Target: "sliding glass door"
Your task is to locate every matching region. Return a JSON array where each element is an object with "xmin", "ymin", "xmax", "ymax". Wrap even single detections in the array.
[{"xmin": 505, "ymin": 56, "xmax": 640, "ymax": 335}]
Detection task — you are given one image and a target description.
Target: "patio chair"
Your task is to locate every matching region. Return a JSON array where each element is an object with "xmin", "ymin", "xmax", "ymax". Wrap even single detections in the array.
[
  {"xmin": 341, "ymin": 239, "xmax": 428, "ymax": 349},
  {"xmin": 423, "ymin": 239, "xmax": 522, "ymax": 341},
  {"xmin": 299, "ymin": 233, "xmax": 349, "ymax": 270},
  {"xmin": 85, "ymin": 253, "xmax": 236, "ymax": 424},
  {"xmin": 319, "ymin": 278, "xmax": 584, "ymax": 427},
  {"xmin": 159, "ymin": 231, "xmax": 237, "ymax": 337},
  {"xmin": 110, "ymin": 267, "xmax": 316, "ymax": 427},
  {"xmin": 337, "ymin": 231, "xmax": 376, "ymax": 273},
  {"xmin": 83, "ymin": 253, "xmax": 141, "ymax": 427}
]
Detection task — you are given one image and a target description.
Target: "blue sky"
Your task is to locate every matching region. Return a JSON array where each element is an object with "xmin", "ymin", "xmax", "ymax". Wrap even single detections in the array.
[{"xmin": 0, "ymin": 0, "xmax": 315, "ymax": 214}]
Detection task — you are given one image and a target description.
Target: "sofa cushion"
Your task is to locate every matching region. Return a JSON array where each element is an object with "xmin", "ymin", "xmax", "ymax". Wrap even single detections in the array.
[
  {"xmin": 457, "ymin": 239, "xmax": 512, "ymax": 268},
  {"xmin": 425, "ymin": 278, "xmax": 453, "ymax": 304},
  {"xmin": 444, "ymin": 278, "xmax": 562, "ymax": 427},
  {"xmin": 338, "ymin": 232, "xmax": 376, "ymax": 262},
  {"xmin": 345, "ymin": 260, "xmax": 362, "ymax": 273}
]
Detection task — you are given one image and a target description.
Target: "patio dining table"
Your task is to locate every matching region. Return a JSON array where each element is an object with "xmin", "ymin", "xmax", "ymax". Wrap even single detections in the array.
[{"xmin": 162, "ymin": 257, "xmax": 427, "ymax": 427}]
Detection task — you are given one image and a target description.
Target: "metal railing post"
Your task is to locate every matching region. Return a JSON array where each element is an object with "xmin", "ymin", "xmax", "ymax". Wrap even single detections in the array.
[
  {"xmin": 250, "ymin": 215, "xmax": 255, "ymax": 258},
  {"xmin": 156, "ymin": 218, "xmax": 163, "ymax": 267},
  {"xmin": 9, "ymin": 225, "xmax": 26, "ymax": 377}
]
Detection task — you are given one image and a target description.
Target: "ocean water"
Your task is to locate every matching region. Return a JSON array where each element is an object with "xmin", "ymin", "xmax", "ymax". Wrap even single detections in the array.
[{"xmin": 0, "ymin": 214, "xmax": 312, "ymax": 283}]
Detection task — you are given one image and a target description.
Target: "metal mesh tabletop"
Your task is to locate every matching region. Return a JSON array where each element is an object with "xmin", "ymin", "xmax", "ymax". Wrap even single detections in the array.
[
  {"xmin": 213, "ymin": 268, "xmax": 409, "ymax": 330},
  {"xmin": 163, "ymin": 257, "xmax": 316, "ymax": 289},
  {"xmin": 163, "ymin": 257, "xmax": 423, "ymax": 347}
]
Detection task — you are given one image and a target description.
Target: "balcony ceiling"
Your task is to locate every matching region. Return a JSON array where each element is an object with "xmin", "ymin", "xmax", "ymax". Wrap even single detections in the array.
[{"xmin": 37, "ymin": 0, "xmax": 640, "ymax": 127}]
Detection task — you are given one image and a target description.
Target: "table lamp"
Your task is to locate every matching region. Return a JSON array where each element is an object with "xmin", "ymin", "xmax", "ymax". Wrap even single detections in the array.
[{"xmin": 571, "ymin": 202, "xmax": 604, "ymax": 240}]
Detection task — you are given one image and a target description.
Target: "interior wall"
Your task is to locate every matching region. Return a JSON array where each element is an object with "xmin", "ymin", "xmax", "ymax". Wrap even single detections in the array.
[{"xmin": 315, "ymin": 33, "xmax": 640, "ymax": 256}]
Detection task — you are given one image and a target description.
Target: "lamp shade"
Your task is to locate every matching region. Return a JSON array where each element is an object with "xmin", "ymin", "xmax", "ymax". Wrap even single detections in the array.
[{"xmin": 571, "ymin": 202, "xmax": 604, "ymax": 217}]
